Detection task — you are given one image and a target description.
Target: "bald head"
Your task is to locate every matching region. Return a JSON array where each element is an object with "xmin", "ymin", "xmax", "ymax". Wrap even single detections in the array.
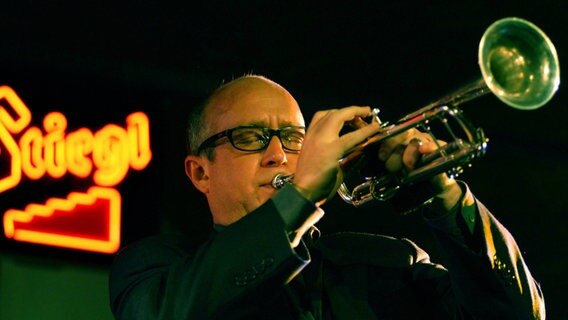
[
  {"xmin": 186, "ymin": 75, "xmax": 302, "ymax": 159},
  {"xmin": 210, "ymin": 75, "xmax": 289, "ymax": 106}
]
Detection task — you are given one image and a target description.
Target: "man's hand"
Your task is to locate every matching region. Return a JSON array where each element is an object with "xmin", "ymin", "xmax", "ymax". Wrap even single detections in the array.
[
  {"xmin": 292, "ymin": 106, "xmax": 381, "ymax": 205},
  {"xmin": 378, "ymin": 128, "xmax": 463, "ymax": 213}
]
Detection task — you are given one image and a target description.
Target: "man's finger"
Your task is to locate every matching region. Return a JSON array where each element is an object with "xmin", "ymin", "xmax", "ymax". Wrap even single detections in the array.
[{"xmin": 339, "ymin": 121, "xmax": 381, "ymax": 152}]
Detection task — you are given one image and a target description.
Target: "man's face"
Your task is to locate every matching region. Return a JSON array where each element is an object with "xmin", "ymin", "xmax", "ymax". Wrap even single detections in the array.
[{"xmin": 198, "ymin": 78, "xmax": 305, "ymax": 226}]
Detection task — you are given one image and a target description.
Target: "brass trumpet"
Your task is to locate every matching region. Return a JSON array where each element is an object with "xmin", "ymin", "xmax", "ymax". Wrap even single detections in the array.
[{"xmin": 272, "ymin": 17, "xmax": 560, "ymax": 207}]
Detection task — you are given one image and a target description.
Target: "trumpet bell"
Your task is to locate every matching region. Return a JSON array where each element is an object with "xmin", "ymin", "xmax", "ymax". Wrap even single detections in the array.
[{"xmin": 480, "ymin": 17, "xmax": 560, "ymax": 110}]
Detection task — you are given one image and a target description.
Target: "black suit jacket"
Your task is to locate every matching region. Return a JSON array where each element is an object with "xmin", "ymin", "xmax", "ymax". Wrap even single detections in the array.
[{"xmin": 109, "ymin": 188, "xmax": 544, "ymax": 319}]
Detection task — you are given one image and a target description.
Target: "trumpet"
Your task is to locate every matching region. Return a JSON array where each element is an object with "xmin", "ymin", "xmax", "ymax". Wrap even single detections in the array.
[{"xmin": 272, "ymin": 17, "xmax": 560, "ymax": 207}]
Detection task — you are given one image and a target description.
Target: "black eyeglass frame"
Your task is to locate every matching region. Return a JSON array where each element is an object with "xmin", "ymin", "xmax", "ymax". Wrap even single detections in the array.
[{"xmin": 196, "ymin": 125, "xmax": 306, "ymax": 154}]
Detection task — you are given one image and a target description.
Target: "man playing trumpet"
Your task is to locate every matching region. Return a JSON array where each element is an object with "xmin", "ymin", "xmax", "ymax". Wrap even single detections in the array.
[{"xmin": 109, "ymin": 75, "xmax": 545, "ymax": 319}]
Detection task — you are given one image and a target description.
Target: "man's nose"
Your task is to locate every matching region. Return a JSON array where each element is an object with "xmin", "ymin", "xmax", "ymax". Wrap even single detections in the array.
[{"xmin": 261, "ymin": 136, "xmax": 287, "ymax": 167}]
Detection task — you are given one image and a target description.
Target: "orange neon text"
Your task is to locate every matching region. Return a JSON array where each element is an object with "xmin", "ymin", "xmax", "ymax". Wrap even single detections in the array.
[
  {"xmin": 0, "ymin": 85, "xmax": 152, "ymax": 193},
  {"xmin": 3, "ymin": 187, "xmax": 121, "ymax": 253}
]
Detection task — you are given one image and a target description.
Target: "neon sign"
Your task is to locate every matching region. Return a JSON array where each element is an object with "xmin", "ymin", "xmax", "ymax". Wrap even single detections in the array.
[
  {"xmin": 3, "ymin": 187, "xmax": 121, "ymax": 253},
  {"xmin": 1, "ymin": 85, "xmax": 152, "ymax": 253}
]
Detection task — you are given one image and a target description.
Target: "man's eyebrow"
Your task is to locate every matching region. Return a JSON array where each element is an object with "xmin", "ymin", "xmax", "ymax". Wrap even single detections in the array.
[
  {"xmin": 243, "ymin": 121, "xmax": 267, "ymax": 127},
  {"xmin": 280, "ymin": 121, "xmax": 301, "ymax": 127},
  {"xmin": 242, "ymin": 121, "xmax": 301, "ymax": 128}
]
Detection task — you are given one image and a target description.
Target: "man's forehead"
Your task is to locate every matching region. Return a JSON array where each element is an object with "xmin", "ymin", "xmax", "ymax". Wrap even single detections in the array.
[
  {"xmin": 205, "ymin": 77, "xmax": 304, "ymax": 129},
  {"xmin": 210, "ymin": 103, "xmax": 304, "ymax": 127}
]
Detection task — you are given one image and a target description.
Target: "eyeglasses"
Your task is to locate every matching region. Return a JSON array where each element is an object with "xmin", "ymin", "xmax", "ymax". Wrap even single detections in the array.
[{"xmin": 197, "ymin": 125, "xmax": 306, "ymax": 154}]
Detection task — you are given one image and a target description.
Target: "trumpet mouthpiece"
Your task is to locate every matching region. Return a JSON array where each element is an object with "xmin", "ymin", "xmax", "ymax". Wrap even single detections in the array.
[{"xmin": 271, "ymin": 173, "xmax": 294, "ymax": 189}]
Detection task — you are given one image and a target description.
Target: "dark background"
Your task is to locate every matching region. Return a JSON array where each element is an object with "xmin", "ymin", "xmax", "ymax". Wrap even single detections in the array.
[{"xmin": 0, "ymin": 1, "xmax": 566, "ymax": 319}]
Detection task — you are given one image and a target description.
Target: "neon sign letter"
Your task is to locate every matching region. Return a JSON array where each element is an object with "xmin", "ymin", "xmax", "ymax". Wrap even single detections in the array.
[{"xmin": 0, "ymin": 86, "xmax": 31, "ymax": 192}]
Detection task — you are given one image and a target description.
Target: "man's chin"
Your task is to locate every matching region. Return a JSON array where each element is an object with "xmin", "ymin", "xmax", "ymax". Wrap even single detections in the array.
[{"xmin": 258, "ymin": 185, "xmax": 277, "ymax": 201}]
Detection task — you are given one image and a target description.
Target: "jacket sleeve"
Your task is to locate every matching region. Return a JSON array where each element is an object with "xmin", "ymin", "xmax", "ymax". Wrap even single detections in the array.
[
  {"xmin": 109, "ymin": 185, "xmax": 321, "ymax": 319},
  {"xmin": 425, "ymin": 182, "xmax": 545, "ymax": 319}
]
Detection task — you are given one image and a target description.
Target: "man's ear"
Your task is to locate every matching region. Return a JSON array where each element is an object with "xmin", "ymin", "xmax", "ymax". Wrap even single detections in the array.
[{"xmin": 184, "ymin": 155, "xmax": 210, "ymax": 194}]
